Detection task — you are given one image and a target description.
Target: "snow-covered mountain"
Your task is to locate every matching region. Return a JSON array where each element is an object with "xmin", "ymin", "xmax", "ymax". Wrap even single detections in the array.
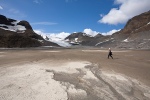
[
  {"xmin": 63, "ymin": 11, "xmax": 150, "ymax": 49},
  {"xmin": 38, "ymin": 11, "xmax": 150, "ymax": 49},
  {"xmin": 0, "ymin": 15, "xmax": 59, "ymax": 48},
  {"xmin": 35, "ymin": 32, "xmax": 71, "ymax": 47},
  {"xmin": 2, "ymin": 10, "xmax": 149, "ymax": 49},
  {"xmin": 0, "ymin": 15, "xmax": 26, "ymax": 33},
  {"xmin": 0, "ymin": 21, "xmax": 26, "ymax": 33},
  {"xmin": 64, "ymin": 32, "xmax": 94, "ymax": 45},
  {"xmin": 45, "ymin": 35, "xmax": 71, "ymax": 47}
]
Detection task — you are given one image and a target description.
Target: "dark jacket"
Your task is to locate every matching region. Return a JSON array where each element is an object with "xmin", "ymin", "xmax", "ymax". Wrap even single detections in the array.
[{"xmin": 109, "ymin": 50, "xmax": 112, "ymax": 55}]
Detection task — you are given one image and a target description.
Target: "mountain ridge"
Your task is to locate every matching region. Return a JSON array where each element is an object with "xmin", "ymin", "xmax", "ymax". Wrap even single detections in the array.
[
  {"xmin": 0, "ymin": 15, "xmax": 59, "ymax": 48},
  {"xmin": 1, "ymin": 10, "xmax": 150, "ymax": 49},
  {"xmin": 64, "ymin": 11, "xmax": 150, "ymax": 49}
]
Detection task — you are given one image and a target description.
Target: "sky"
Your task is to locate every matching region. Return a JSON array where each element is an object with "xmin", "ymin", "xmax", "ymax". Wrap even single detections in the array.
[{"xmin": 0, "ymin": 0, "xmax": 150, "ymax": 38}]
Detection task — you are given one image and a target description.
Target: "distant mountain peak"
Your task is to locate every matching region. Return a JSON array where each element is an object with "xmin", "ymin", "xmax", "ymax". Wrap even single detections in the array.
[
  {"xmin": 0, "ymin": 14, "xmax": 59, "ymax": 48},
  {"xmin": 64, "ymin": 11, "xmax": 150, "ymax": 49}
]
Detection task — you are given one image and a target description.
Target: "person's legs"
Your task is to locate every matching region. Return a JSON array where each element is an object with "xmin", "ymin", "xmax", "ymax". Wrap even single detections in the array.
[
  {"xmin": 108, "ymin": 55, "xmax": 110, "ymax": 59},
  {"xmin": 110, "ymin": 55, "xmax": 113, "ymax": 59}
]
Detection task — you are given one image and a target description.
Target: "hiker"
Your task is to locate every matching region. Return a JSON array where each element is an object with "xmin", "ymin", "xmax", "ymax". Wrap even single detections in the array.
[{"xmin": 108, "ymin": 48, "xmax": 113, "ymax": 59}]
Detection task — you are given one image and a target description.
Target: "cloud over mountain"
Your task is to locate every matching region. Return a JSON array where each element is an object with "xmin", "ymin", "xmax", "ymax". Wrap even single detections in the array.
[
  {"xmin": 99, "ymin": 0, "xmax": 150, "ymax": 25},
  {"xmin": 34, "ymin": 30, "xmax": 70, "ymax": 40},
  {"xmin": 102, "ymin": 29, "xmax": 121, "ymax": 35},
  {"xmin": 83, "ymin": 28, "xmax": 99, "ymax": 37}
]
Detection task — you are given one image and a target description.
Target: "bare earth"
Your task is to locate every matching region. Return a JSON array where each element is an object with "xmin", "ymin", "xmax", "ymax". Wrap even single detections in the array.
[{"xmin": 0, "ymin": 48, "xmax": 150, "ymax": 100}]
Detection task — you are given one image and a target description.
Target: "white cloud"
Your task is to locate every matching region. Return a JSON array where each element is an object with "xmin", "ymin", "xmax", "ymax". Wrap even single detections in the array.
[
  {"xmin": 83, "ymin": 28, "xmax": 99, "ymax": 37},
  {"xmin": 49, "ymin": 32, "xmax": 70, "ymax": 40},
  {"xmin": 33, "ymin": 0, "xmax": 43, "ymax": 4},
  {"xmin": 34, "ymin": 29, "xmax": 71, "ymax": 47},
  {"xmin": 83, "ymin": 28, "xmax": 120, "ymax": 36},
  {"xmin": 102, "ymin": 29, "xmax": 121, "ymax": 35},
  {"xmin": 99, "ymin": 0, "xmax": 150, "ymax": 25},
  {"xmin": 0, "ymin": 6, "xmax": 3, "ymax": 10},
  {"xmin": 31, "ymin": 22, "xmax": 58, "ymax": 25},
  {"xmin": 34, "ymin": 30, "xmax": 70, "ymax": 40}
]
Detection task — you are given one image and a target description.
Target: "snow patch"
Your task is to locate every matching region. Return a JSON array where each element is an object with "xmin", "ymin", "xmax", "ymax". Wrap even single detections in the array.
[
  {"xmin": 95, "ymin": 38, "xmax": 114, "ymax": 46},
  {"xmin": 49, "ymin": 38, "xmax": 71, "ymax": 47},
  {"xmin": 0, "ymin": 22, "xmax": 26, "ymax": 33},
  {"xmin": 75, "ymin": 38, "xmax": 78, "ymax": 42},
  {"xmin": 11, "ymin": 21, "xmax": 19, "ymax": 25},
  {"xmin": 34, "ymin": 30, "xmax": 71, "ymax": 47},
  {"xmin": 37, "ymin": 39, "xmax": 44, "ymax": 43},
  {"xmin": 70, "ymin": 41, "xmax": 80, "ymax": 45},
  {"xmin": 123, "ymin": 38, "xmax": 129, "ymax": 42},
  {"xmin": 139, "ymin": 42, "xmax": 147, "ymax": 45},
  {"xmin": 65, "ymin": 39, "xmax": 69, "ymax": 41},
  {"xmin": 95, "ymin": 41, "xmax": 105, "ymax": 46}
]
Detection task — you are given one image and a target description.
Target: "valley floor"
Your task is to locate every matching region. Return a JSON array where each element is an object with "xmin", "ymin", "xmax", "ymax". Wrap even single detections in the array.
[{"xmin": 0, "ymin": 48, "xmax": 150, "ymax": 100}]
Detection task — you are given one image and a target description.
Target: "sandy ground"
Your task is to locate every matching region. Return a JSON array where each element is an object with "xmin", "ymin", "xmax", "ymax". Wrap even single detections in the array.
[{"xmin": 0, "ymin": 48, "xmax": 150, "ymax": 100}]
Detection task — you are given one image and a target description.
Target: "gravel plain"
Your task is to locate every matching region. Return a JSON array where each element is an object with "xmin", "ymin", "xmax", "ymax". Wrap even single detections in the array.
[{"xmin": 0, "ymin": 48, "xmax": 150, "ymax": 100}]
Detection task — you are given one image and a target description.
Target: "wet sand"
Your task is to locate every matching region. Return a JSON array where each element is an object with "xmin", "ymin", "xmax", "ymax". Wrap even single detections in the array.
[{"xmin": 0, "ymin": 48, "xmax": 150, "ymax": 100}]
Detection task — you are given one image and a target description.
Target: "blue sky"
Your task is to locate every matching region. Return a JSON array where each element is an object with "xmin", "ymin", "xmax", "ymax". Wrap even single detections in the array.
[{"xmin": 0, "ymin": 0, "xmax": 150, "ymax": 37}]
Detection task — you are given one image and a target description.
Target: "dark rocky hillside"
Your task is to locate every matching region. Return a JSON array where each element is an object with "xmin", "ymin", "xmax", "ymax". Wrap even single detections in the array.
[
  {"xmin": 66, "ymin": 11, "xmax": 150, "ymax": 49},
  {"xmin": 121, "ymin": 11, "xmax": 150, "ymax": 34},
  {"xmin": 111, "ymin": 11, "xmax": 150, "ymax": 49},
  {"xmin": 0, "ymin": 15, "xmax": 59, "ymax": 48}
]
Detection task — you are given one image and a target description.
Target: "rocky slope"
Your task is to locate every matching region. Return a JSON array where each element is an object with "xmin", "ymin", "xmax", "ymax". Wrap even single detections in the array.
[
  {"xmin": 65, "ymin": 32, "xmax": 94, "ymax": 45},
  {"xmin": 0, "ymin": 15, "xmax": 59, "ymax": 48},
  {"xmin": 65, "ymin": 11, "xmax": 150, "ymax": 49},
  {"xmin": 110, "ymin": 11, "xmax": 150, "ymax": 49}
]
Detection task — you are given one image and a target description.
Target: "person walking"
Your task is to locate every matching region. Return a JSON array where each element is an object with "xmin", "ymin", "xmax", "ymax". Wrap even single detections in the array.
[{"xmin": 108, "ymin": 48, "xmax": 113, "ymax": 59}]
